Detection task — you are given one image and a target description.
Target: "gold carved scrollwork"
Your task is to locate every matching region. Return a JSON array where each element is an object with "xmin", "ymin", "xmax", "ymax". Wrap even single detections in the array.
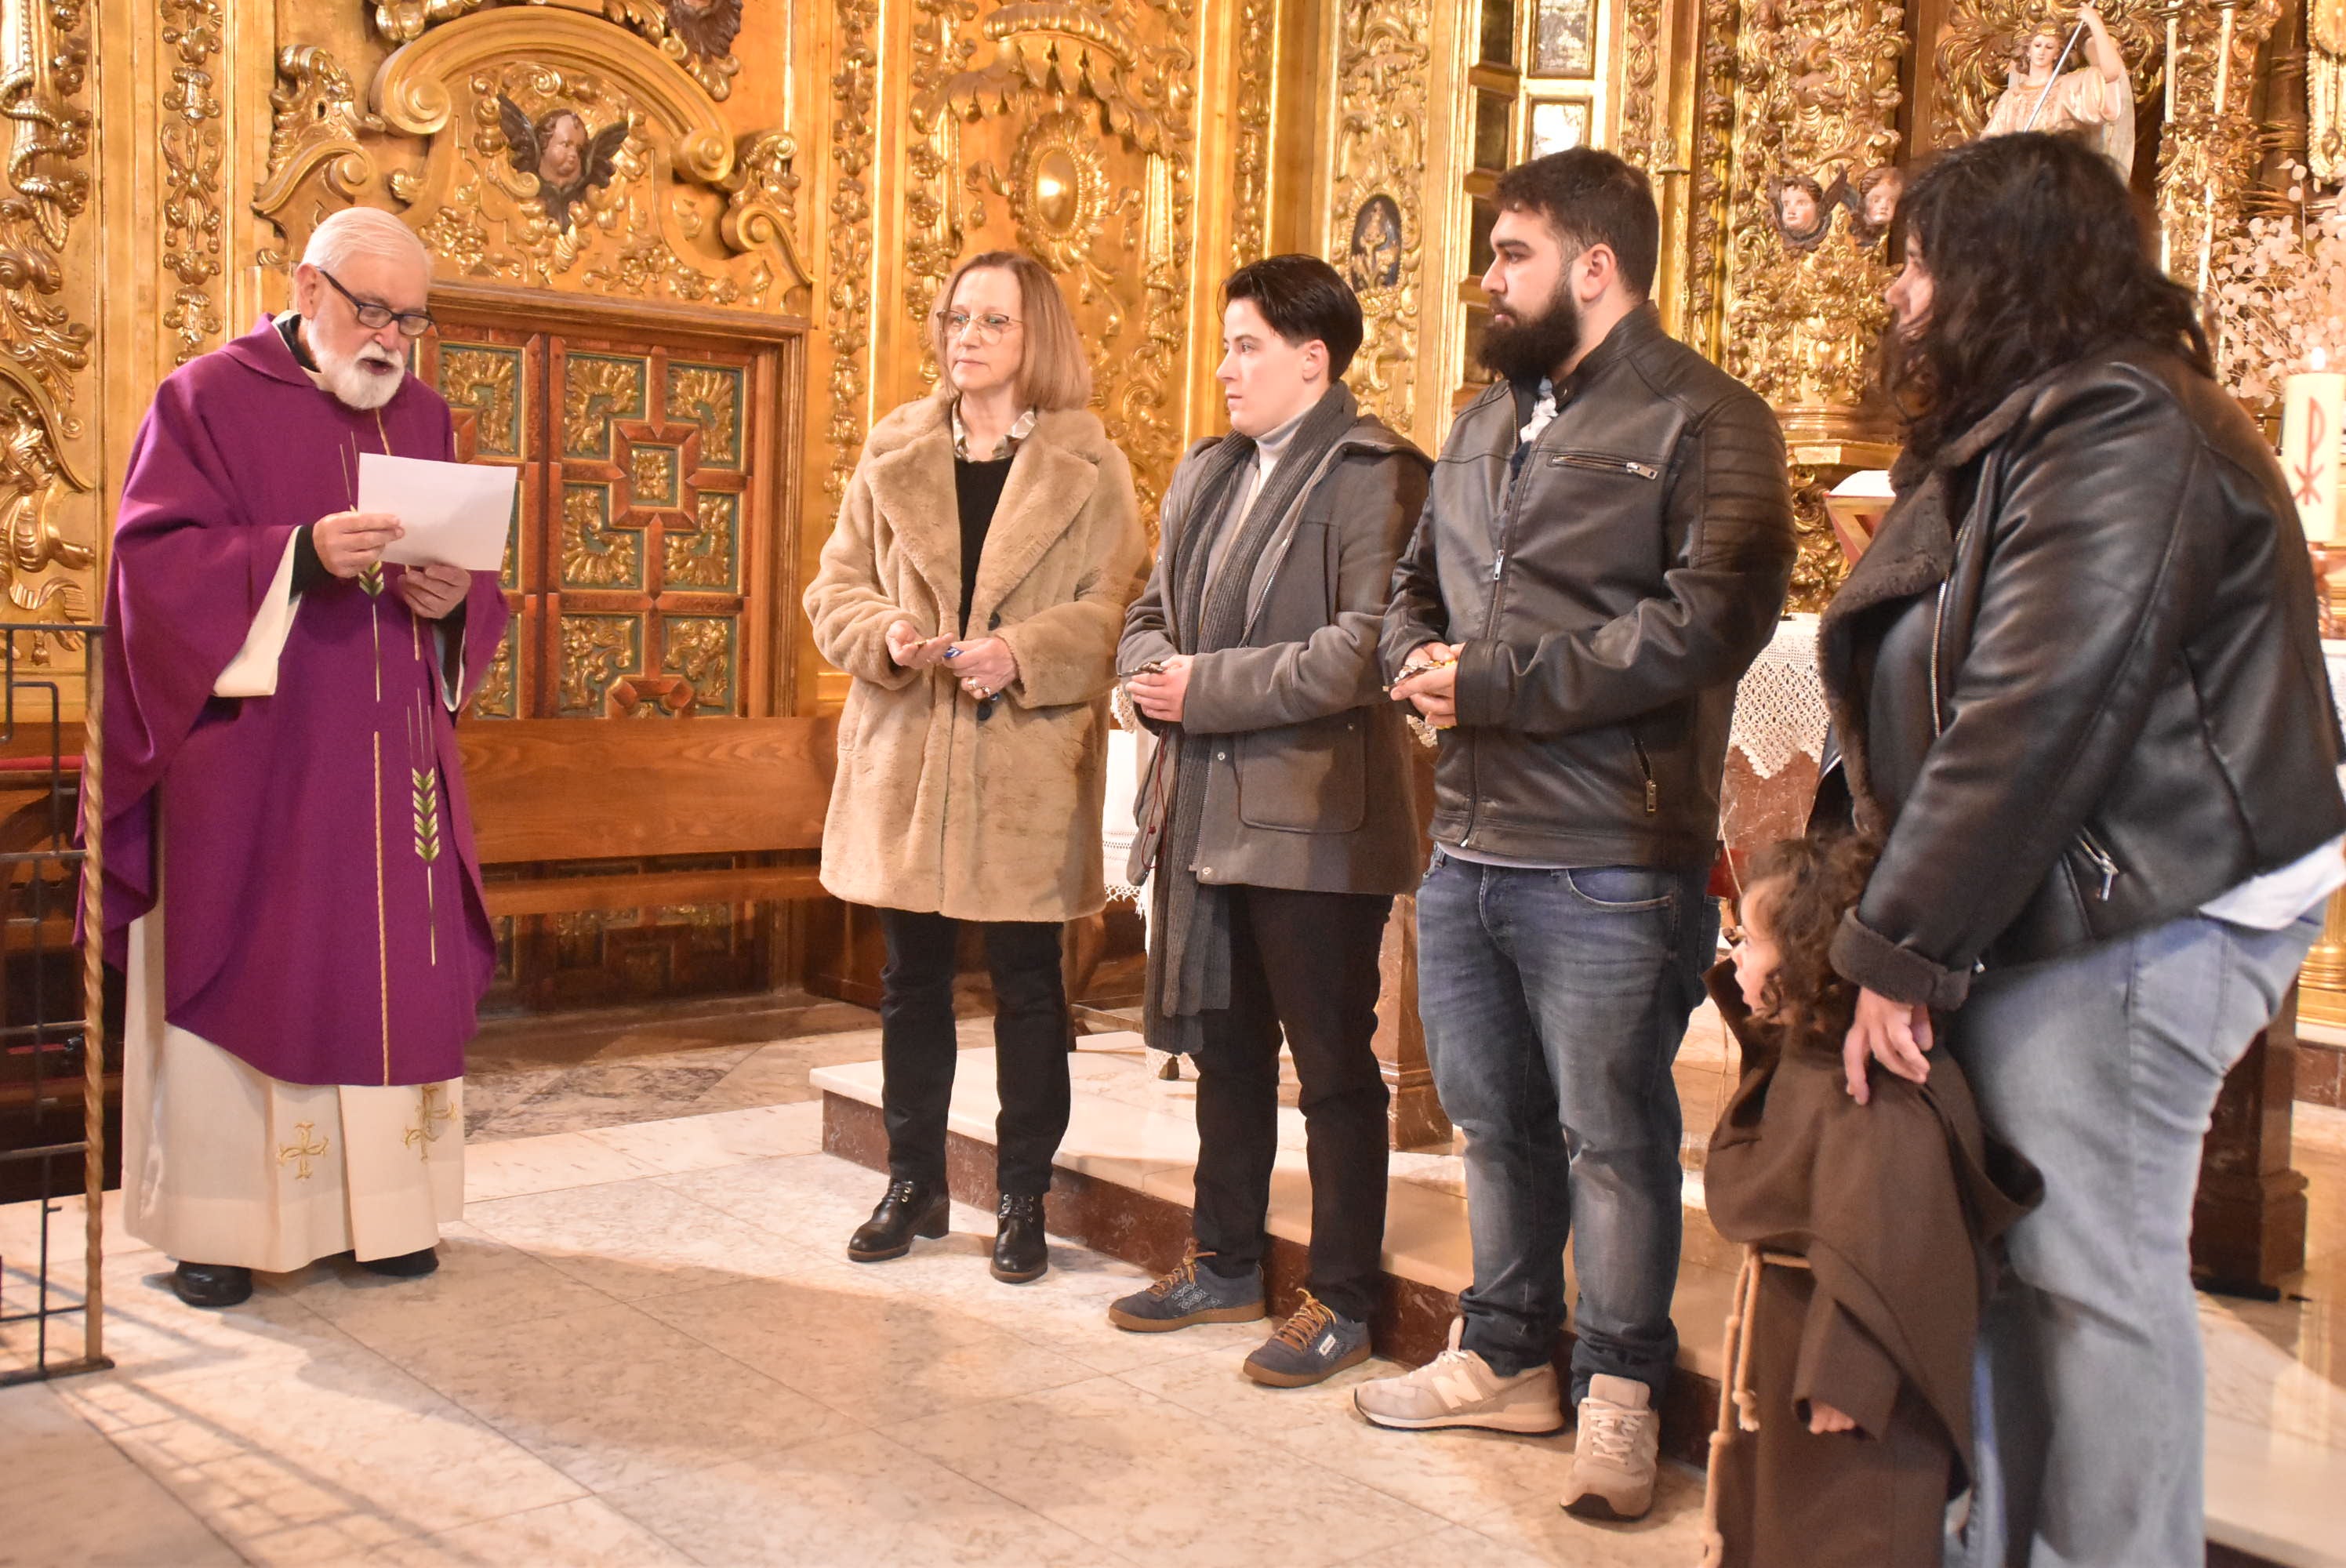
[
  {"xmin": 1617, "ymin": 0, "xmax": 1666, "ymax": 172},
  {"xmin": 440, "ymin": 346, "xmax": 522, "ymax": 456},
  {"xmin": 900, "ymin": 0, "xmax": 1198, "ymax": 523},
  {"xmin": 1679, "ymin": 0, "xmax": 1741, "ymax": 360},
  {"xmin": 1327, "ymin": 0, "xmax": 1429, "ymax": 434},
  {"xmin": 1721, "ymin": 0, "xmax": 1906, "ymax": 607},
  {"xmin": 558, "ymin": 612, "xmax": 641, "ymax": 713},
  {"xmin": 1006, "ymin": 113, "xmax": 1117, "ymax": 274},
  {"xmin": 662, "ymin": 615, "xmax": 733, "ymax": 711},
  {"xmin": 253, "ymin": 8, "xmax": 805, "ymax": 314},
  {"xmin": 561, "ymin": 484, "xmax": 640, "ymax": 586},
  {"xmin": 159, "ymin": 0, "xmax": 225, "ymax": 366},
  {"xmin": 0, "ymin": 0, "xmax": 94, "ymax": 654},
  {"xmin": 902, "ymin": 0, "xmax": 976, "ymax": 350},
  {"xmin": 664, "ymin": 490, "xmax": 735, "ymax": 586},
  {"xmin": 252, "ymin": 46, "xmax": 387, "ymax": 268},
  {"xmin": 604, "ymin": 0, "xmax": 745, "ymax": 103},
  {"xmin": 666, "ymin": 366, "xmax": 739, "ymax": 463},
  {"xmin": 1930, "ymin": 0, "xmax": 2162, "ymax": 147},
  {"xmin": 1229, "ymin": 0, "xmax": 1273, "ymax": 270},
  {"xmin": 374, "ymin": 0, "xmax": 492, "ymax": 45},
  {"xmin": 825, "ymin": 0, "xmax": 881, "ymax": 503}
]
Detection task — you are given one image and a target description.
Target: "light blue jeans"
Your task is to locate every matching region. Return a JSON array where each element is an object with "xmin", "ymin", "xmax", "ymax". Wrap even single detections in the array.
[
  {"xmin": 1946, "ymin": 907, "xmax": 2320, "ymax": 1568},
  {"xmin": 1415, "ymin": 848, "xmax": 1717, "ymax": 1403}
]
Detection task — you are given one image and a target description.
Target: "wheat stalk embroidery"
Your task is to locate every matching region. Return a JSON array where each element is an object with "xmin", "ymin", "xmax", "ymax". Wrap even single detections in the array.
[
  {"xmin": 359, "ymin": 561, "xmax": 384, "ymax": 597},
  {"xmin": 412, "ymin": 761, "xmax": 442, "ymax": 966}
]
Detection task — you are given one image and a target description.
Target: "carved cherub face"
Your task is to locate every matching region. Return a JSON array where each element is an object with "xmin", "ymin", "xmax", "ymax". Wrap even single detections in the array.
[
  {"xmin": 539, "ymin": 113, "xmax": 588, "ymax": 189},
  {"xmin": 1780, "ymin": 183, "xmax": 1820, "ymax": 231},
  {"xmin": 1863, "ymin": 172, "xmax": 1902, "ymax": 225}
]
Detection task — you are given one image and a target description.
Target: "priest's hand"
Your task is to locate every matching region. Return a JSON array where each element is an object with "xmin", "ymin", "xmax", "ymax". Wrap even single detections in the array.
[
  {"xmin": 1128, "ymin": 655, "xmax": 1193, "ymax": 724},
  {"xmin": 1389, "ymin": 641, "xmax": 1460, "ymax": 728},
  {"xmin": 314, "ymin": 510, "xmax": 403, "ymax": 578},
  {"xmin": 398, "ymin": 561, "xmax": 470, "ymax": 621},
  {"xmin": 884, "ymin": 619, "xmax": 954, "ymax": 669},
  {"xmin": 946, "ymin": 637, "xmax": 1019, "ymax": 700},
  {"xmin": 1842, "ymin": 985, "xmax": 1933, "ymax": 1105}
]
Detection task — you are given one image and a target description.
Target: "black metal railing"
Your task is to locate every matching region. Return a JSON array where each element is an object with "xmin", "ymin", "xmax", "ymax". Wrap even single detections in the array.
[{"xmin": 0, "ymin": 622, "xmax": 111, "ymax": 1385}]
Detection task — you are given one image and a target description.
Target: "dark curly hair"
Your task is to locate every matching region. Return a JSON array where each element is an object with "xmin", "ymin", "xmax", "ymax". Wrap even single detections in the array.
[
  {"xmin": 1741, "ymin": 831, "xmax": 1881, "ymax": 1052},
  {"xmin": 1880, "ymin": 132, "xmax": 2210, "ymax": 464}
]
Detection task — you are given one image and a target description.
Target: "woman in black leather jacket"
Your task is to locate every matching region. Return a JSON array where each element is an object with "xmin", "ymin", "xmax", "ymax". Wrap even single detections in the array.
[{"xmin": 1818, "ymin": 133, "xmax": 2345, "ymax": 1568}]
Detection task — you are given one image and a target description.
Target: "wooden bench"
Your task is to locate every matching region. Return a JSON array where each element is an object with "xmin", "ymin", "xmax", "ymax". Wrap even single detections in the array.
[{"xmin": 456, "ymin": 715, "xmax": 837, "ymax": 917}]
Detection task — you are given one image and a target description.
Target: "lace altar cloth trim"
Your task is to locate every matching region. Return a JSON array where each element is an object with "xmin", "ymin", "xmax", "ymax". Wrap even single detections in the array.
[{"xmin": 1731, "ymin": 617, "xmax": 1829, "ymax": 781}]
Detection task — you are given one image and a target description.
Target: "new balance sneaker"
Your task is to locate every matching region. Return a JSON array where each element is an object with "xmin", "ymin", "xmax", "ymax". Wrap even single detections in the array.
[
  {"xmin": 1243, "ymin": 1293, "xmax": 1371, "ymax": 1388},
  {"xmin": 1352, "ymin": 1317, "xmax": 1566, "ymax": 1433},
  {"xmin": 1559, "ymin": 1373, "xmax": 1661, "ymax": 1521},
  {"xmin": 1106, "ymin": 1247, "xmax": 1266, "ymax": 1332}
]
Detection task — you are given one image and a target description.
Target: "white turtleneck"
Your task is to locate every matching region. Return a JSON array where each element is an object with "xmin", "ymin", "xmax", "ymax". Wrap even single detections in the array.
[{"xmin": 1207, "ymin": 401, "xmax": 1314, "ymax": 589}]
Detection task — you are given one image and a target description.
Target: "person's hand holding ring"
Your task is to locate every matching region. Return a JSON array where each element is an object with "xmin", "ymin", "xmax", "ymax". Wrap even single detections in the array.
[{"xmin": 947, "ymin": 636, "xmax": 1018, "ymax": 699}]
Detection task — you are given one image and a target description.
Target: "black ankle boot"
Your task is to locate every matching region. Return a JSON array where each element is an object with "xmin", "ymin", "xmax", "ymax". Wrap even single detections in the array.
[
  {"xmin": 358, "ymin": 1247, "xmax": 440, "ymax": 1279},
  {"xmin": 848, "ymin": 1178, "xmax": 950, "ymax": 1262},
  {"xmin": 990, "ymin": 1192, "xmax": 1048, "ymax": 1283},
  {"xmin": 170, "ymin": 1261, "xmax": 253, "ymax": 1308}
]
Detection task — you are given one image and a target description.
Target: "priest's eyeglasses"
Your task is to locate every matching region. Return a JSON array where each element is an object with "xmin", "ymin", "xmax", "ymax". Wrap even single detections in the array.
[
  {"xmin": 939, "ymin": 310, "xmax": 1021, "ymax": 345},
  {"xmin": 319, "ymin": 269, "xmax": 437, "ymax": 339}
]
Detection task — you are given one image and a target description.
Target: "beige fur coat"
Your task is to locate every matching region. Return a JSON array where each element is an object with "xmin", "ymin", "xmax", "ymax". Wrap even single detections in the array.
[{"xmin": 805, "ymin": 394, "xmax": 1147, "ymax": 924}]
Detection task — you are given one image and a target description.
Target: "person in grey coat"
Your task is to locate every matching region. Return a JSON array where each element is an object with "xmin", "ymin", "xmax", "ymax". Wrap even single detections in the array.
[{"xmin": 1106, "ymin": 255, "xmax": 1431, "ymax": 1388}]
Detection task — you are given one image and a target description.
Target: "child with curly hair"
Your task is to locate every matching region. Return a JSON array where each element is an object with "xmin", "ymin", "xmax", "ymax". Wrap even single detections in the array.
[{"xmin": 1698, "ymin": 832, "xmax": 2040, "ymax": 1568}]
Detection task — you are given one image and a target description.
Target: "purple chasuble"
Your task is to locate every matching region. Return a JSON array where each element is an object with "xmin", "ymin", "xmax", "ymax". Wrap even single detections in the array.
[{"xmin": 100, "ymin": 318, "xmax": 509, "ymax": 1087}]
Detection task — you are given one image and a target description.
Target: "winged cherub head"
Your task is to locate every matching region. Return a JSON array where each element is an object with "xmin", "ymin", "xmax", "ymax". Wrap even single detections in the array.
[
  {"xmin": 496, "ymin": 94, "xmax": 630, "ymax": 232},
  {"xmin": 665, "ymin": 0, "xmax": 743, "ymax": 61}
]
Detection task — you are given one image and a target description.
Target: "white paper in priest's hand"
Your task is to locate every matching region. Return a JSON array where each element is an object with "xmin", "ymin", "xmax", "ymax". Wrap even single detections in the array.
[{"xmin": 358, "ymin": 452, "xmax": 518, "ymax": 572}]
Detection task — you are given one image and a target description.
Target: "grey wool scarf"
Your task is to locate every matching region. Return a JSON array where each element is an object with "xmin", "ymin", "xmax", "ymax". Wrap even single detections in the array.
[{"xmin": 1144, "ymin": 385, "xmax": 1358, "ymax": 1055}]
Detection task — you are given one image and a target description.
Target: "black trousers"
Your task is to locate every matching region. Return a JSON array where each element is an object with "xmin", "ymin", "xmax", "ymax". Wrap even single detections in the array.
[
  {"xmin": 1191, "ymin": 885, "xmax": 1393, "ymax": 1323},
  {"xmin": 877, "ymin": 909, "xmax": 1071, "ymax": 1198}
]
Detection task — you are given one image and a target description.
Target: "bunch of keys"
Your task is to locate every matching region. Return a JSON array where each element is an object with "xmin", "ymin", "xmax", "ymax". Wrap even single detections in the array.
[{"xmin": 1385, "ymin": 651, "xmax": 1455, "ymax": 694}]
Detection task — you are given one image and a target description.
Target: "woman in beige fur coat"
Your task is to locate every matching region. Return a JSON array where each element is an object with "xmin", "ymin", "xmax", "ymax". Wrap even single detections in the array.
[{"xmin": 805, "ymin": 250, "xmax": 1146, "ymax": 1285}]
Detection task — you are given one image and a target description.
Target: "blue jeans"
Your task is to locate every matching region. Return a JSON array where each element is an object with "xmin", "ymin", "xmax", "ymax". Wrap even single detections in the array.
[
  {"xmin": 1415, "ymin": 848, "xmax": 1717, "ymax": 1403},
  {"xmin": 1946, "ymin": 908, "xmax": 2319, "ymax": 1568}
]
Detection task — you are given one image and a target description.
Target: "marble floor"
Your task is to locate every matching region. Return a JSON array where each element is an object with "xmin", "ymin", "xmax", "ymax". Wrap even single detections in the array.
[
  {"xmin": 0, "ymin": 1094, "xmax": 1711, "ymax": 1567},
  {"xmin": 0, "ymin": 1000, "xmax": 2338, "ymax": 1566}
]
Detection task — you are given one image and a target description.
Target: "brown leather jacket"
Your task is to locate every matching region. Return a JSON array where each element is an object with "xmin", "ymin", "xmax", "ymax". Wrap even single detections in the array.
[
  {"xmin": 1818, "ymin": 349, "xmax": 2346, "ymax": 1009},
  {"xmin": 1381, "ymin": 305, "xmax": 1795, "ymax": 869}
]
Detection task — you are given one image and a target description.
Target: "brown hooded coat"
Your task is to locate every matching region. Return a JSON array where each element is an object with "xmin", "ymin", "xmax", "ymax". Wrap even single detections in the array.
[{"xmin": 1701, "ymin": 964, "xmax": 2041, "ymax": 1568}]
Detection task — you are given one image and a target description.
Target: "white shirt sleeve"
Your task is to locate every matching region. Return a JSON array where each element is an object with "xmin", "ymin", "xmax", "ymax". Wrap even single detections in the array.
[{"xmin": 211, "ymin": 532, "xmax": 304, "ymax": 699}]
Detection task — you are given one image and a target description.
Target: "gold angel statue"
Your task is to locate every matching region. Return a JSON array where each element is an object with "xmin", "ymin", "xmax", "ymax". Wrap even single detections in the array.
[{"xmin": 1981, "ymin": 5, "xmax": 2134, "ymax": 182}]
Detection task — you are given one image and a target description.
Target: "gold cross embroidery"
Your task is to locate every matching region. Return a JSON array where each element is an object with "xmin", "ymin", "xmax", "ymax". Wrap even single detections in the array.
[
  {"xmin": 403, "ymin": 1083, "xmax": 454, "ymax": 1161},
  {"xmin": 278, "ymin": 1123, "xmax": 329, "ymax": 1181}
]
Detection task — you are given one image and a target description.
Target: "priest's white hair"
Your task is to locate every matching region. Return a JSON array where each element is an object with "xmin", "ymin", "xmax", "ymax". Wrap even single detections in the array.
[{"xmin": 302, "ymin": 206, "xmax": 430, "ymax": 278}]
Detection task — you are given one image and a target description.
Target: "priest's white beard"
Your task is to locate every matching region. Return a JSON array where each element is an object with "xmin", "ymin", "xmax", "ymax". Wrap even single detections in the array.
[{"xmin": 318, "ymin": 337, "xmax": 407, "ymax": 411}]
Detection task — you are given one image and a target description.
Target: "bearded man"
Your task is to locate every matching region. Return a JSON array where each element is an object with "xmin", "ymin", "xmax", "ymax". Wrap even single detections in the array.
[
  {"xmin": 1356, "ymin": 149, "xmax": 1793, "ymax": 1522},
  {"xmin": 100, "ymin": 205, "xmax": 507, "ymax": 1309}
]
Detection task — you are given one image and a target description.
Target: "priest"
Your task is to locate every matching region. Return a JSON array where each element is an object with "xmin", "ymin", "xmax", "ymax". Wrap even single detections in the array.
[{"xmin": 99, "ymin": 206, "xmax": 507, "ymax": 1308}]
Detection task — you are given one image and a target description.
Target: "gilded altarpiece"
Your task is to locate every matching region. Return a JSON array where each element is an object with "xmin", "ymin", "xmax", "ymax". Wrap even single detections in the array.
[
  {"xmin": 823, "ymin": 0, "xmax": 1235, "ymax": 549},
  {"xmin": 244, "ymin": 2, "xmax": 813, "ymax": 1007}
]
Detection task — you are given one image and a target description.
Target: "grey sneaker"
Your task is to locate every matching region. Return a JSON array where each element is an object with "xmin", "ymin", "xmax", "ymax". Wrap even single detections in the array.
[
  {"xmin": 1106, "ymin": 1247, "xmax": 1266, "ymax": 1332},
  {"xmin": 1560, "ymin": 1373, "xmax": 1661, "ymax": 1521},
  {"xmin": 1353, "ymin": 1316, "xmax": 1567, "ymax": 1433},
  {"xmin": 1243, "ymin": 1293, "xmax": 1371, "ymax": 1388}
]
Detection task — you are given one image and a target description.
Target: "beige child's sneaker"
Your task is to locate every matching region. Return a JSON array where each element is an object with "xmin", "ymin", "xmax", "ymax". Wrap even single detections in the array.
[
  {"xmin": 1351, "ymin": 1318, "xmax": 1567, "ymax": 1433},
  {"xmin": 1559, "ymin": 1373, "xmax": 1661, "ymax": 1521}
]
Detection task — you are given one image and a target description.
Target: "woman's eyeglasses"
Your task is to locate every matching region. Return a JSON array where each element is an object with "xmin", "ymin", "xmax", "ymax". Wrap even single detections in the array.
[
  {"xmin": 939, "ymin": 310, "xmax": 1020, "ymax": 346},
  {"xmin": 319, "ymin": 268, "xmax": 437, "ymax": 339}
]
